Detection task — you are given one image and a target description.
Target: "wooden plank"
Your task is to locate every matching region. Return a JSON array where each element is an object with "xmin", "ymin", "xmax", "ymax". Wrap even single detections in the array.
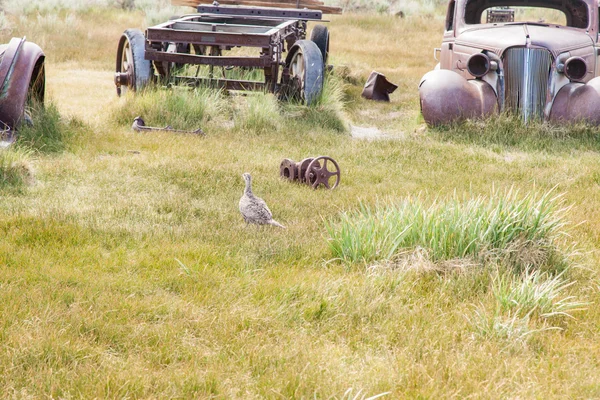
[
  {"xmin": 214, "ymin": 2, "xmax": 342, "ymax": 14},
  {"xmin": 172, "ymin": 0, "xmax": 342, "ymax": 14},
  {"xmin": 145, "ymin": 50, "xmax": 273, "ymax": 67},
  {"xmin": 173, "ymin": 0, "xmax": 325, "ymax": 5},
  {"xmin": 172, "ymin": 76, "xmax": 266, "ymax": 91},
  {"xmin": 146, "ymin": 26, "xmax": 273, "ymax": 47},
  {"xmin": 195, "ymin": 5, "xmax": 324, "ymax": 20}
]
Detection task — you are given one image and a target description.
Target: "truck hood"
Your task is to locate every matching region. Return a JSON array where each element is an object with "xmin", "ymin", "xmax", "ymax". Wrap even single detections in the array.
[{"xmin": 456, "ymin": 24, "xmax": 594, "ymax": 57}]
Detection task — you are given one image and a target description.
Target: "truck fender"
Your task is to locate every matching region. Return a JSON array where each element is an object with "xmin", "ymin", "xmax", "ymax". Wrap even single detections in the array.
[
  {"xmin": 549, "ymin": 78, "xmax": 600, "ymax": 124},
  {"xmin": 419, "ymin": 69, "xmax": 498, "ymax": 126},
  {"xmin": 0, "ymin": 38, "xmax": 45, "ymax": 129}
]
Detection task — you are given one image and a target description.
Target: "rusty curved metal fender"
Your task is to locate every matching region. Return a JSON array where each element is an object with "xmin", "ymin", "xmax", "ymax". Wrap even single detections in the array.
[
  {"xmin": 549, "ymin": 78, "xmax": 600, "ymax": 124},
  {"xmin": 0, "ymin": 37, "xmax": 45, "ymax": 129},
  {"xmin": 419, "ymin": 69, "xmax": 498, "ymax": 126}
]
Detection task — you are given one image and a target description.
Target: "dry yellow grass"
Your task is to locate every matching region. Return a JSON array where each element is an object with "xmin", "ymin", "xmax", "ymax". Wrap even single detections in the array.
[{"xmin": 0, "ymin": 5, "xmax": 599, "ymax": 399}]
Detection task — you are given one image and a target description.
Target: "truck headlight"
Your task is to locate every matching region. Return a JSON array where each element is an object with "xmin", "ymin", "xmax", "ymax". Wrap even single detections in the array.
[
  {"xmin": 564, "ymin": 57, "xmax": 587, "ymax": 81},
  {"xmin": 467, "ymin": 53, "xmax": 491, "ymax": 78}
]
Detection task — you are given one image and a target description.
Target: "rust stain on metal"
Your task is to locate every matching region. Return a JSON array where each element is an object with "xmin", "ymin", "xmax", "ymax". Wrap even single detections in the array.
[
  {"xmin": 419, "ymin": 0, "xmax": 600, "ymax": 125},
  {"xmin": 131, "ymin": 116, "xmax": 205, "ymax": 135},
  {"xmin": 280, "ymin": 156, "xmax": 340, "ymax": 189}
]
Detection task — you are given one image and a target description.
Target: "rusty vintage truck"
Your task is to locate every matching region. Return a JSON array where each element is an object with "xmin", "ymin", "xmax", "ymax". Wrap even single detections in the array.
[{"xmin": 419, "ymin": 0, "xmax": 600, "ymax": 125}]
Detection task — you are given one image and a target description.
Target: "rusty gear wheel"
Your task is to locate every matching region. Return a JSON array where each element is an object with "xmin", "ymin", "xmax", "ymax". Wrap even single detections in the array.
[{"xmin": 305, "ymin": 156, "xmax": 340, "ymax": 190}]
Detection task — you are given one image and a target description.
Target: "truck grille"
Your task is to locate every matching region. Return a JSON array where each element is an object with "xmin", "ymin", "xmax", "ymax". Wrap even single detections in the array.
[{"xmin": 503, "ymin": 48, "xmax": 552, "ymax": 122}]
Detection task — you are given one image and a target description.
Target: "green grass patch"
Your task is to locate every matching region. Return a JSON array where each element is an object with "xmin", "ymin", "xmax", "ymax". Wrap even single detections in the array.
[
  {"xmin": 283, "ymin": 74, "xmax": 349, "ymax": 133},
  {"xmin": 17, "ymin": 102, "xmax": 79, "ymax": 153},
  {"xmin": 112, "ymin": 87, "xmax": 228, "ymax": 130},
  {"xmin": 0, "ymin": 148, "xmax": 34, "ymax": 191},
  {"xmin": 234, "ymin": 92, "xmax": 282, "ymax": 135},
  {"xmin": 112, "ymin": 76, "xmax": 348, "ymax": 135},
  {"xmin": 325, "ymin": 188, "xmax": 570, "ymax": 270},
  {"xmin": 432, "ymin": 113, "xmax": 600, "ymax": 153},
  {"xmin": 492, "ymin": 268, "xmax": 586, "ymax": 320},
  {"xmin": 468, "ymin": 267, "xmax": 587, "ymax": 343}
]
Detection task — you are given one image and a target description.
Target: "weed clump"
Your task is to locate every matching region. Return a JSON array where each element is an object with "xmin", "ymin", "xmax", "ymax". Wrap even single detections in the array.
[
  {"xmin": 325, "ymin": 188, "xmax": 570, "ymax": 271},
  {"xmin": 0, "ymin": 148, "xmax": 35, "ymax": 191},
  {"xmin": 234, "ymin": 93, "xmax": 282, "ymax": 134},
  {"xmin": 112, "ymin": 87, "xmax": 227, "ymax": 130},
  {"xmin": 17, "ymin": 102, "xmax": 78, "ymax": 154},
  {"xmin": 492, "ymin": 268, "xmax": 585, "ymax": 320},
  {"xmin": 467, "ymin": 267, "xmax": 587, "ymax": 343}
]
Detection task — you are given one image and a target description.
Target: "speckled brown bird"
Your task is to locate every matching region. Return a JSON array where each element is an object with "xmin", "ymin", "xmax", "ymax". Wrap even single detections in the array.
[{"xmin": 239, "ymin": 172, "xmax": 285, "ymax": 228}]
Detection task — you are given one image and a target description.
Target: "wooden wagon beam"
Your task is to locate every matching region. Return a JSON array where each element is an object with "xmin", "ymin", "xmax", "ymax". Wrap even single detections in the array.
[
  {"xmin": 145, "ymin": 50, "xmax": 273, "ymax": 68},
  {"xmin": 171, "ymin": 0, "xmax": 343, "ymax": 14}
]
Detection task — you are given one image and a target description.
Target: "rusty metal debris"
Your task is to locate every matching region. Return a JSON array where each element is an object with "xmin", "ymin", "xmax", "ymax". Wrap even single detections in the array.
[
  {"xmin": 0, "ymin": 37, "xmax": 45, "ymax": 131},
  {"xmin": 362, "ymin": 71, "xmax": 398, "ymax": 102},
  {"xmin": 280, "ymin": 156, "xmax": 340, "ymax": 190},
  {"xmin": 419, "ymin": 0, "xmax": 600, "ymax": 125},
  {"xmin": 131, "ymin": 116, "xmax": 204, "ymax": 135}
]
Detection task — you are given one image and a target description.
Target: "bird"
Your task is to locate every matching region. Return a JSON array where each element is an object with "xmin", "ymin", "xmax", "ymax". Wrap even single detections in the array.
[{"xmin": 239, "ymin": 172, "xmax": 286, "ymax": 229}]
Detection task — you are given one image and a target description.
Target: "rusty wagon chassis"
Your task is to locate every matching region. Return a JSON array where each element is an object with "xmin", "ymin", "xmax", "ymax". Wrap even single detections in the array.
[{"xmin": 114, "ymin": 5, "xmax": 330, "ymax": 105}]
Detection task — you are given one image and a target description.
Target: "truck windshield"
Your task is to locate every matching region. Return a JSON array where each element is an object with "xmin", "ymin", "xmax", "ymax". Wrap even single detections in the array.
[
  {"xmin": 464, "ymin": 0, "xmax": 589, "ymax": 29},
  {"xmin": 480, "ymin": 7, "xmax": 566, "ymax": 25}
]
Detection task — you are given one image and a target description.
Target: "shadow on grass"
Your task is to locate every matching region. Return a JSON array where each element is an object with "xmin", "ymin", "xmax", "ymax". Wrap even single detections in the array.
[{"xmin": 430, "ymin": 113, "xmax": 600, "ymax": 153}]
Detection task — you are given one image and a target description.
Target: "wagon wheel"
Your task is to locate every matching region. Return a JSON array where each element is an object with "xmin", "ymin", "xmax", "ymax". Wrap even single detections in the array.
[
  {"xmin": 286, "ymin": 40, "xmax": 324, "ymax": 105},
  {"xmin": 310, "ymin": 25, "xmax": 329, "ymax": 65},
  {"xmin": 305, "ymin": 156, "xmax": 340, "ymax": 190},
  {"xmin": 115, "ymin": 29, "xmax": 152, "ymax": 96}
]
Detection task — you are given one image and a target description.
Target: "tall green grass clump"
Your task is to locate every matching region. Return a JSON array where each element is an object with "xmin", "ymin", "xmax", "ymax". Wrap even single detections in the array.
[
  {"xmin": 17, "ymin": 102, "xmax": 77, "ymax": 153},
  {"xmin": 325, "ymin": 188, "xmax": 569, "ymax": 270},
  {"xmin": 468, "ymin": 268, "xmax": 587, "ymax": 342},
  {"xmin": 112, "ymin": 88, "xmax": 227, "ymax": 130},
  {"xmin": 492, "ymin": 268, "xmax": 586, "ymax": 320},
  {"xmin": 0, "ymin": 148, "xmax": 35, "ymax": 191}
]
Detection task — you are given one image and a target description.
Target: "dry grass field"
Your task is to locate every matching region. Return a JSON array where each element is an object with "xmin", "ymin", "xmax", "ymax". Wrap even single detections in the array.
[{"xmin": 1, "ymin": 2, "xmax": 600, "ymax": 398}]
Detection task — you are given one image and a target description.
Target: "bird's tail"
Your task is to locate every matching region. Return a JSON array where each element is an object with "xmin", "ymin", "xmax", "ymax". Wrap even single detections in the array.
[{"xmin": 269, "ymin": 219, "xmax": 286, "ymax": 229}]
